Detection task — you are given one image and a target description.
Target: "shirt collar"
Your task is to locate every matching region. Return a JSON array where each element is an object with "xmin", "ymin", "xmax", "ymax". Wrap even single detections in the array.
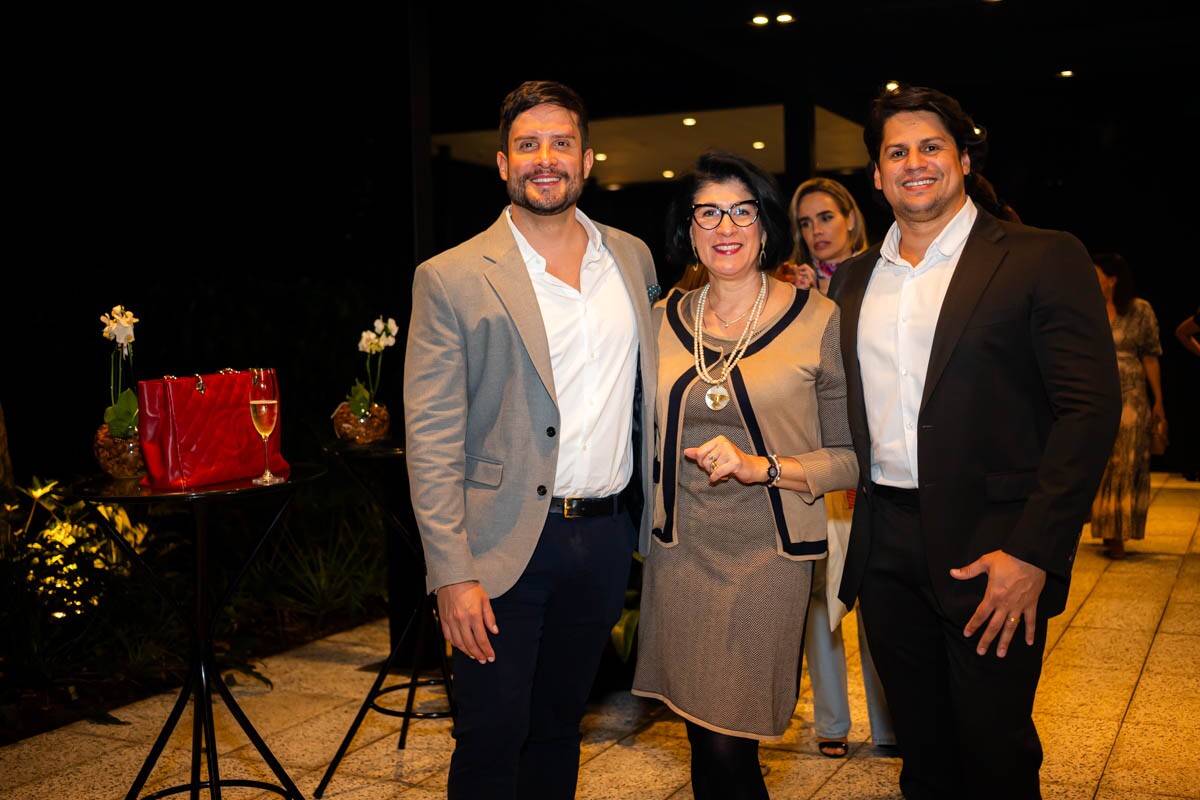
[
  {"xmin": 879, "ymin": 197, "xmax": 978, "ymax": 269},
  {"xmin": 505, "ymin": 206, "xmax": 603, "ymax": 274}
]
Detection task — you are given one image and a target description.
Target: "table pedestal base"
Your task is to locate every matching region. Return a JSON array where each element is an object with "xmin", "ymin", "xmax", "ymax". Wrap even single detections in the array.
[{"xmin": 314, "ymin": 592, "xmax": 455, "ymax": 798}]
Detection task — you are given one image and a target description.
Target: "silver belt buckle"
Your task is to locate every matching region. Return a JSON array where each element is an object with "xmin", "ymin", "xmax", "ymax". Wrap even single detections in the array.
[{"xmin": 562, "ymin": 497, "xmax": 583, "ymax": 519}]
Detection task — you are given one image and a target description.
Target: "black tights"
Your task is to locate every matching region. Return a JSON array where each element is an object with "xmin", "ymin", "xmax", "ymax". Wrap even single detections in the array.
[{"xmin": 685, "ymin": 720, "xmax": 769, "ymax": 800}]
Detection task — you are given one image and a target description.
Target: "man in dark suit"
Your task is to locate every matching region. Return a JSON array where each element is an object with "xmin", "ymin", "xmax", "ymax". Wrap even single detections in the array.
[{"xmin": 830, "ymin": 84, "xmax": 1120, "ymax": 800}]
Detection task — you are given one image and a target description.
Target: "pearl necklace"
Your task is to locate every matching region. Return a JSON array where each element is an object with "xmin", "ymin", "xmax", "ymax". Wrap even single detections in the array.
[{"xmin": 693, "ymin": 271, "xmax": 769, "ymax": 411}]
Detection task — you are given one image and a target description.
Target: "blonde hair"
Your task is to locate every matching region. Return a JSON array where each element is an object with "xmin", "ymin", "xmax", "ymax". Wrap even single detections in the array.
[{"xmin": 787, "ymin": 177, "xmax": 869, "ymax": 265}]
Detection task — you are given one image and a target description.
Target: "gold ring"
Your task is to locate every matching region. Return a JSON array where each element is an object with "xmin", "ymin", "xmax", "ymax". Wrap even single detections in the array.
[
  {"xmin": 1008, "ymin": 616, "xmax": 1019, "ymax": 624},
  {"xmin": 710, "ymin": 456, "xmax": 719, "ymax": 469}
]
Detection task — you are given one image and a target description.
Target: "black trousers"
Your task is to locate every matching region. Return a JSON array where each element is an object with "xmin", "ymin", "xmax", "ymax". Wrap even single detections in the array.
[
  {"xmin": 858, "ymin": 491, "xmax": 1046, "ymax": 800},
  {"xmin": 446, "ymin": 510, "xmax": 634, "ymax": 800}
]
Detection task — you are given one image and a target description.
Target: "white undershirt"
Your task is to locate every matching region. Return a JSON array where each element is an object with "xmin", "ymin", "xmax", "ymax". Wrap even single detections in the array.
[
  {"xmin": 858, "ymin": 198, "xmax": 977, "ymax": 488},
  {"xmin": 506, "ymin": 206, "xmax": 638, "ymax": 498}
]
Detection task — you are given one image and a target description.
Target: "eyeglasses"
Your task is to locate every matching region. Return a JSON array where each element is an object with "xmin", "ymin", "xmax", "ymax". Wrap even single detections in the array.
[{"xmin": 691, "ymin": 200, "xmax": 760, "ymax": 230}]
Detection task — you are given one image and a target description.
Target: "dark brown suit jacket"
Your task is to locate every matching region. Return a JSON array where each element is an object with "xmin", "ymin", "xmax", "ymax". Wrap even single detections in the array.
[{"xmin": 831, "ymin": 209, "xmax": 1120, "ymax": 622}]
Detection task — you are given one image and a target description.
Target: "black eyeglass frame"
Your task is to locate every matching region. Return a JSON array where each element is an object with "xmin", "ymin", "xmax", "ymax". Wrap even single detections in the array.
[{"xmin": 690, "ymin": 199, "xmax": 761, "ymax": 230}]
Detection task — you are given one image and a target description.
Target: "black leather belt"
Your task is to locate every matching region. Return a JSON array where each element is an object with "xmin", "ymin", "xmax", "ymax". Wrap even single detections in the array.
[
  {"xmin": 549, "ymin": 494, "xmax": 623, "ymax": 518},
  {"xmin": 871, "ymin": 482, "xmax": 920, "ymax": 509}
]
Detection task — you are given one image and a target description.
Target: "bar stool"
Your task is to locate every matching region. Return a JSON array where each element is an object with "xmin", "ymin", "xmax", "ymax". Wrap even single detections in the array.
[{"xmin": 315, "ymin": 441, "xmax": 456, "ymax": 799}]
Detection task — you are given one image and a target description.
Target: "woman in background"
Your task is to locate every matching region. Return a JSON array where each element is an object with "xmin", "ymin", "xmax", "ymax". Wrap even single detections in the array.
[
  {"xmin": 1090, "ymin": 251, "xmax": 1165, "ymax": 558},
  {"xmin": 780, "ymin": 176, "xmax": 894, "ymax": 758},
  {"xmin": 775, "ymin": 177, "xmax": 868, "ymax": 294}
]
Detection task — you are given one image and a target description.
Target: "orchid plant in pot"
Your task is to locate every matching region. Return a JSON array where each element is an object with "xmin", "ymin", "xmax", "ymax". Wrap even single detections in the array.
[
  {"xmin": 93, "ymin": 305, "xmax": 146, "ymax": 478},
  {"xmin": 332, "ymin": 315, "xmax": 398, "ymax": 444}
]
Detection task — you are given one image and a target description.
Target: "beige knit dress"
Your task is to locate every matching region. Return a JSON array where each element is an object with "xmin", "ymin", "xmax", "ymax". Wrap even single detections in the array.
[{"xmin": 632, "ymin": 284, "xmax": 856, "ymax": 740}]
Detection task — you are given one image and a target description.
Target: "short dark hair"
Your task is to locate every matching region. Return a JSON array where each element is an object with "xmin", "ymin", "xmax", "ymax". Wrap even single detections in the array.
[
  {"xmin": 498, "ymin": 80, "xmax": 590, "ymax": 153},
  {"xmin": 863, "ymin": 83, "xmax": 988, "ymax": 198},
  {"xmin": 1092, "ymin": 251, "xmax": 1137, "ymax": 315},
  {"xmin": 664, "ymin": 151, "xmax": 791, "ymax": 271}
]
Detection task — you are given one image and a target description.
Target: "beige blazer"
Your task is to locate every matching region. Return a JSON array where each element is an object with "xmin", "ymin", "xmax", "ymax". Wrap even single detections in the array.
[{"xmin": 403, "ymin": 212, "xmax": 659, "ymax": 597}]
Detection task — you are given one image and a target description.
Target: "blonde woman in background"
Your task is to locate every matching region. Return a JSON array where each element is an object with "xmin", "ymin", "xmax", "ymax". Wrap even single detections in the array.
[
  {"xmin": 781, "ymin": 176, "xmax": 895, "ymax": 758},
  {"xmin": 776, "ymin": 177, "xmax": 868, "ymax": 295}
]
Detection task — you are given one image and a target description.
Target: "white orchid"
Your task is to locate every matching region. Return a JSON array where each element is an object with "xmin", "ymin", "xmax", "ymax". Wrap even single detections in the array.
[
  {"xmin": 348, "ymin": 315, "xmax": 398, "ymax": 416},
  {"xmin": 100, "ymin": 305, "xmax": 138, "ymax": 356},
  {"xmin": 99, "ymin": 304, "xmax": 140, "ymax": 438}
]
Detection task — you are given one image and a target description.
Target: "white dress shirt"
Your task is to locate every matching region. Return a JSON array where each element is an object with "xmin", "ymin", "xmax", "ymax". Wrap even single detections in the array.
[
  {"xmin": 506, "ymin": 206, "xmax": 639, "ymax": 498},
  {"xmin": 858, "ymin": 198, "xmax": 978, "ymax": 488}
]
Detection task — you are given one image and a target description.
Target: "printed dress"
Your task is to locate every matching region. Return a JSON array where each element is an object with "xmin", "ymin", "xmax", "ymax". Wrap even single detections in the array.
[{"xmin": 1090, "ymin": 298, "xmax": 1162, "ymax": 541}]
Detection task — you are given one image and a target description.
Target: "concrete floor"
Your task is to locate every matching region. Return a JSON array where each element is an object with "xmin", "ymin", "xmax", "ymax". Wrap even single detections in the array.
[{"xmin": 3, "ymin": 473, "xmax": 1198, "ymax": 799}]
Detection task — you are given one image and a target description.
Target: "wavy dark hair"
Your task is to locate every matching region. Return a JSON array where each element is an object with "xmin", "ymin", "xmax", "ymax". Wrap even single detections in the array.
[
  {"xmin": 664, "ymin": 151, "xmax": 791, "ymax": 272},
  {"xmin": 1092, "ymin": 251, "xmax": 1137, "ymax": 315},
  {"xmin": 498, "ymin": 80, "xmax": 590, "ymax": 153},
  {"xmin": 863, "ymin": 83, "xmax": 988, "ymax": 205}
]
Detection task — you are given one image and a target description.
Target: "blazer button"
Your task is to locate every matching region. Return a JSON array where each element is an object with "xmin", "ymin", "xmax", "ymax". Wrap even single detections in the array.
[
  {"xmin": 546, "ymin": 426, "xmax": 557, "ymax": 437},
  {"xmin": 537, "ymin": 485, "xmax": 547, "ymax": 496}
]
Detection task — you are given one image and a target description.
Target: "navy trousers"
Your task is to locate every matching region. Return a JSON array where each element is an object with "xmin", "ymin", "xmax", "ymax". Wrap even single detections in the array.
[
  {"xmin": 858, "ymin": 491, "xmax": 1046, "ymax": 800},
  {"xmin": 446, "ymin": 510, "xmax": 634, "ymax": 800}
]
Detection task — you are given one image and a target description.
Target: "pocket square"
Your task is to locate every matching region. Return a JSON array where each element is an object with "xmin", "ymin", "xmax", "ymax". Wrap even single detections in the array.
[{"xmin": 647, "ymin": 283, "xmax": 662, "ymax": 302}]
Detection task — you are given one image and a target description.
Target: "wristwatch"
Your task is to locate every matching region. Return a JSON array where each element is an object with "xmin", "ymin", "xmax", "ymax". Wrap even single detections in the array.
[{"xmin": 765, "ymin": 454, "xmax": 781, "ymax": 487}]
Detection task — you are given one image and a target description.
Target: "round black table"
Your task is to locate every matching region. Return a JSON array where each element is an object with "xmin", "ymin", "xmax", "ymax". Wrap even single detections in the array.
[{"xmin": 66, "ymin": 462, "xmax": 327, "ymax": 800}]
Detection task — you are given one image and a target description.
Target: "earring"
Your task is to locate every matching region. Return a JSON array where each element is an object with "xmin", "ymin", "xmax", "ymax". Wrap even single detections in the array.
[{"xmin": 690, "ymin": 263, "xmax": 699, "ymax": 272}]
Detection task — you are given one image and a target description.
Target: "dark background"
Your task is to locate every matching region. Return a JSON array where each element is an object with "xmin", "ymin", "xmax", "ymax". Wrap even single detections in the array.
[{"xmin": 6, "ymin": 2, "xmax": 1198, "ymax": 487}]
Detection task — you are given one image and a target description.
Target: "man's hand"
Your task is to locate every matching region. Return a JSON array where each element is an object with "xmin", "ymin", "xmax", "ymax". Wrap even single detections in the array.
[
  {"xmin": 436, "ymin": 580, "xmax": 498, "ymax": 664},
  {"xmin": 950, "ymin": 550, "xmax": 1046, "ymax": 658}
]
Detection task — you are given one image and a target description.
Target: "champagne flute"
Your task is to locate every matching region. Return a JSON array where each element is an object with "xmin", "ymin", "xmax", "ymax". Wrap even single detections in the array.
[{"xmin": 249, "ymin": 367, "xmax": 284, "ymax": 485}]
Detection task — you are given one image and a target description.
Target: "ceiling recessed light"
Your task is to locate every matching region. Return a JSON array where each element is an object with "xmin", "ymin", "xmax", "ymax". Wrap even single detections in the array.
[
  {"xmin": 751, "ymin": 15, "xmax": 769, "ymax": 25},
  {"xmin": 682, "ymin": 117, "xmax": 697, "ymax": 127},
  {"xmin": 1058, "ymin": 69, "xmax": 1074, "ymax": 78},
  {"xmin": 662, "ymin": 170, "xmax": 676, "ymax": 179},
  {"xmin": 752, "ymin": 141, "xmax": 766, "ymax": 150},
  {"xmin": 885, "ymin": 80, "xmax": 901, "ymax": 92},
  {"xmin": 605, "ymin": 183, "xmax": 621, "ymax": 191},
  {"xmin": 594, "ymin": 153, "xmax": 608, "ymax": 161},
  {"xmin": 776, "ymin": 13, "xmax": 794, "ymax": 23}
]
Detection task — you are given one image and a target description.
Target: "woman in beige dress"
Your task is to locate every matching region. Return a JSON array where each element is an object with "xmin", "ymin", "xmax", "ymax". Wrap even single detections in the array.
[{"xmin": 632, "ymin": 152, "xmax": 858, "ymax": 798}]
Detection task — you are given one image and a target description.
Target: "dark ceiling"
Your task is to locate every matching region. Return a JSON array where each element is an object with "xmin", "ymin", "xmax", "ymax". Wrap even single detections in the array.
[{"xmin": 423, "ymin": 1, "xmax": 1190, "ymax": 134}]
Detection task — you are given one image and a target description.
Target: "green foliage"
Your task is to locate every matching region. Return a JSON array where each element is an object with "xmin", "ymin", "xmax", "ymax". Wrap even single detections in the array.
[
  {"xmin": 0, "ymin": 468, "xmax": 390, "ymax": 745},
  {"xmin": 346, "ymin": 379, "xmax": 371, "ymax": 418},
  {"xmin": 102, "ymin": 388, "xmax": 139, "ymax": 439}
]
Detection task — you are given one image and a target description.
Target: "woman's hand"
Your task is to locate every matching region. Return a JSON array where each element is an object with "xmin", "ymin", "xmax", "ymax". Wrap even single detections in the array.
[
  {"xmin": 777, "ymin": 261, "xmax": 818, "ymax": 290},
  {"xmin": 684, "ymin": 435, "xmax": 769, "ymax": 485}
]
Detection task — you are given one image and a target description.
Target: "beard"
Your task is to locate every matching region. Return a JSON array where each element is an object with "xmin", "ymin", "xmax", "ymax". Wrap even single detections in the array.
[{"xmin": 507, "ymin": 169, "xmax": 584, "ymax": 216}]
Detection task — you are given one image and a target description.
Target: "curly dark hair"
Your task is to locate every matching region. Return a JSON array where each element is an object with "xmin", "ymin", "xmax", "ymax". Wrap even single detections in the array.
[{"xmin": 664, "ymin": 151, "xmax": 791, "ymax": 272}]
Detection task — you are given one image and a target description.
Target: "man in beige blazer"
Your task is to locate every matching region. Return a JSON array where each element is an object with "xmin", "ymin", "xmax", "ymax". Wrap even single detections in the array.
[{"xmin": 403, "ymin": 80, "xmax": 658, "ymax": 799}]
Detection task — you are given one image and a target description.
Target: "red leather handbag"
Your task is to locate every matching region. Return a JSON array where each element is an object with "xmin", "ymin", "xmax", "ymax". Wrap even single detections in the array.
[{"xmin": 138, "ymin": 368, "xmax": 290, "ymax": 490}]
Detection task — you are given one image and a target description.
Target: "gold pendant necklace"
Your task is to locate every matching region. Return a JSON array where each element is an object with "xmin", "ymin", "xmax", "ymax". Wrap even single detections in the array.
[
  {"xmin": 713, "ymin": 307, "xmax": 750, "ymax": 328},
  {"xmin": 693, "ymin": 272, "xmax": 769, "ymax": 411},
  {"xmin": 705, "ymin": 384, "xmax": 731, "ymax": 411}
]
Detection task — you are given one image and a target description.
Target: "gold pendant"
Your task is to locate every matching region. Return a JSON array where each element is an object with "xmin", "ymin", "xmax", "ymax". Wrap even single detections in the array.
[{"xmin": 705, "ymin": 384, "xmax": 730, "ymax": 411}]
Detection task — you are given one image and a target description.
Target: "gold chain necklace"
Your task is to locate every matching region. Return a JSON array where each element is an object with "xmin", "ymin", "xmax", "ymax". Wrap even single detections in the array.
[
  {"xmin": 693, "ymin": 271, "xmax": 769, "ymax": 411},
  {"xmin": 713, "ymin": 306, "xmax": 751, "ymax": 328}
]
